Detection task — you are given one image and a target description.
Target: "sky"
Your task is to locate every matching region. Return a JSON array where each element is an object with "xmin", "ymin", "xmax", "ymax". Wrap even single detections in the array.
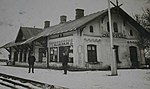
[{"xmin": 0, "ymin": 0, "xmax": 150, "ymax": 47}]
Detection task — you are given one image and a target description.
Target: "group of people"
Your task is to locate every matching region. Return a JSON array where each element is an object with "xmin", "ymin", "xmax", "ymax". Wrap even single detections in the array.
[{"xmin": 28, "ymin": 48, "xmax": 69, "ymax": 74}]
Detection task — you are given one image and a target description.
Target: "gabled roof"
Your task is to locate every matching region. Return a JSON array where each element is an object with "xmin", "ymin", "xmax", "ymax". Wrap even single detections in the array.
[
  {"xmin": 0, "ymin": 27, "xmax": 43, "ymax": 48},
  {"xmin": 117, "ymin": 7, "xmax": 150, "ymax": 38},
  {"xmin": 0, "ymin": 41, "xmax": 20, "ymax": 48},
  {"xmin": 21, "ymin": 8, "xmax": 109, "ymax": 44},
  {"xmin": 1, "ymin": 7, "xmax": 149, "ymax": 48},
  {"xmin": 22, "ymin": 7, "xmax": 149, "ymax": 44},
  {"xmin": 15, "ymin": 27, "xmax": 43, "ymax": 42},
  {"xmin": 21, "ymin": 27, "xmax": 42, "ymax": 39}
]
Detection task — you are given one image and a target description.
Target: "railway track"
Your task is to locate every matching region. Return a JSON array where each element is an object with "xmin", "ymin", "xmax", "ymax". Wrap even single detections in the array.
[{"xmin": 0, "ymin": 73, "xmax": 68, "ymax": 89}]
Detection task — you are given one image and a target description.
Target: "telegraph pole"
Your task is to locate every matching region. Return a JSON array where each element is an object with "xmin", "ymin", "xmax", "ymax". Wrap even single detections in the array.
[{"xmin": 107, "ymin": 0, "xmax": 118, "ymax": 76}]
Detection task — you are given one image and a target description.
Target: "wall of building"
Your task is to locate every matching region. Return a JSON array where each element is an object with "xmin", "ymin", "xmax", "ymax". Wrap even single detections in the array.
[
  {"xmin": 46, "ymin": 12, "xmax": 145, "ymax": 69},
  {"xmin": 80, "ymin": 13, "xmax": 144, "ymax": 69},
  {"xmin": 11, "ymin": 11, "xmax": 145, "ymax": 69},
  {"xmin": 48, "ymin": 36, "xmax": 74, "ymax": 67}
]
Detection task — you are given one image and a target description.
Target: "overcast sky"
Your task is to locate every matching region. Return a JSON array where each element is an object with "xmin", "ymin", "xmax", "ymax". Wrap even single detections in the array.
[{"xmin": 0, "ymin": 0, "xmax": 150, "ymax": 47}]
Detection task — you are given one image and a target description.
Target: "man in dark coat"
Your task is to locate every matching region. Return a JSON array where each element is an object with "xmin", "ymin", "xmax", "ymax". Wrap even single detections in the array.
[
  {"xmin": 28, "ymin": 53, "xmax": 36, "ymax": 73},
  {"xmin": 62, "ymin": 48, "xmax": 69, "ymax": 74}
]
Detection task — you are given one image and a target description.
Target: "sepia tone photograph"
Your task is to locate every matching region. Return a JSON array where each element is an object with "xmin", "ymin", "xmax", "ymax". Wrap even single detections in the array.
[{"xmin": 0, "ymin": 0, "xmax": 150, "ymax": 89}]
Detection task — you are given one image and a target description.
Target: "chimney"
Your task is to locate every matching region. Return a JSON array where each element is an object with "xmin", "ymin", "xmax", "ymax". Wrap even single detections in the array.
[
  {"xmin": 44, "ymin": 21, "xmax": 50, "ymax": 28},
  {"xmin": 75, "ymin": 9, "xmax": 84, "ymax": 19},
  {"xmin": 60, "ymin": 15, "xmax": 67, "ymax": 23}
]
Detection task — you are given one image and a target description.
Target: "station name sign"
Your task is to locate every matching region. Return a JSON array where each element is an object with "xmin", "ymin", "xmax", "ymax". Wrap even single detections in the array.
[
  {"xmin": 102, "ymin": 33, "xmax": 126, "ymax": 38},
  {"xmin": 49, "ymin": 39, "xmax": 73, "ymax": 47}
]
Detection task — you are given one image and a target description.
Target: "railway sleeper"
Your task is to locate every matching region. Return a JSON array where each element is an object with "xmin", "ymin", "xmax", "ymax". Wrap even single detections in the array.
[
  {"xmin": 0, "ymin": 82, "xmax": 18, "ymax": 89},
  {"xmin": 0, "ymin": 78, "xmax": 32, "ymax": 89},
  {"xmin": 0, "ymin": 73, "xmax": 68, "ymax": 89}
]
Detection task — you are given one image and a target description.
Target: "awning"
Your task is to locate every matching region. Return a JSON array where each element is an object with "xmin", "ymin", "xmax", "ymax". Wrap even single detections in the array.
[{"xmin": 0, "ymin": 41, "xmax": 24, "ymax": 49}]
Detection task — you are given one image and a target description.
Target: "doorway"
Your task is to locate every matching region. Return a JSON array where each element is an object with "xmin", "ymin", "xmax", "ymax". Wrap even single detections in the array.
[
  {"xmin": 114, "ymin": 45, "xmax": 121, "ymax": 63},
  {"xmin": 129, "ymin": 46, "xmax": 138, "ymax": 68},
  {"xmin": 59, "ymin": 46, "xmax": 70, "ymax": 62}
]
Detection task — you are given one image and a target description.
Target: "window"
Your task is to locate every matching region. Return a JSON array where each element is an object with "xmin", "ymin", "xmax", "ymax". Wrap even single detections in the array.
[
  {"xmin": 59, "ymin": 46, "xmax": 73, "ymax": 63},
  {"xmin": 59, "ymin": 33, "xmax": 63, "ymax": 37},
  {"xmin": 39, "ymin": 48, "xmax": 46, "ymax": 63},
  {"xmin": 50, "ymin": 47, "xmax": 58, "ymax": 62},
  {"xmin": 87, "ymin": 45, "xmax": 97, "ymax": 63},
  {"xmin": 107, "ymin": 22, "xmax": 110, "ymax": 32},
  {"xmin": 69, "ymin": 46, "xmax": 73, "ymax": 63},
  {"xmin": 90, "ymin": 26, "xmax": 93, "ymax": 33},
  {"xmin": 113, "ymin": 22, "xmax": 118, "ymax": 32},
  {"xmin": 130, "ymin": 30, "xmax": 133, "ymax": 36}
]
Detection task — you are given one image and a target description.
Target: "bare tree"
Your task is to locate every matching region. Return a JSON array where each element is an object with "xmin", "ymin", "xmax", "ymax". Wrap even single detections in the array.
[
  {"xmin": 134, "ymin": 8, "xmax": 150, "ymax": 65},
  {"xmin": 134, "ymin": 8, "xmax": 150, "ymax": 32}
]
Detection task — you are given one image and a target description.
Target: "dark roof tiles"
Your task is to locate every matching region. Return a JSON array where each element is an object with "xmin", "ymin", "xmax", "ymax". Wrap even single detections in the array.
[
  {"xmin": 20, "ymin": 27, "xmax": 43, "ymax": 39},
  {"xmin": 22, "ymin": 8, "xmax": 108, "ymax": 44}
]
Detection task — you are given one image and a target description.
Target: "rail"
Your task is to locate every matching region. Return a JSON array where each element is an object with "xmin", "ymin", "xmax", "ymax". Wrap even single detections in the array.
[{"xmin": 0, "ymin": 73, "xmax": 68, "ymax": 89}]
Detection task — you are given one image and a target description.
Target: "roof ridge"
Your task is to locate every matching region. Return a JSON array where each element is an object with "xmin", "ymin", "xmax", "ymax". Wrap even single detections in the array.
[{"xmin": 20, "ymin": 26, "xmax": 43, "ymax": 30}]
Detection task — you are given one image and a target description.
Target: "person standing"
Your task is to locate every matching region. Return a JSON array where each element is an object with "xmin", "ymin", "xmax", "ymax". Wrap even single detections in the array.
[
  {"xmin": 62, "ymin": 48, "xmax": 69, "ymax": 74},
  {"xmin": 28, "ymin": 52, "xmax": 36, "ymax": 73}
]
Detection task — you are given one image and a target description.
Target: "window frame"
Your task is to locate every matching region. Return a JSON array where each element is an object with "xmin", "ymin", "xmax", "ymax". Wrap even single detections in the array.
[
  {"xmin": 89, "ymin": 25, "xmax": 94, "ymax": 33},
  {"xmin": 113, "ymin": 22, "xmax": 118, "ymax": 32},
  {"xmin": 87, "ymin": 44, "xmax": 97, "ymax": 63},
  {"xmin": 130, "ymin": 30, "xmax": 133, "ymax": 36},
  {"xmin": 50, "ymin": 47, "xmax": 58, "ymax": 62}
]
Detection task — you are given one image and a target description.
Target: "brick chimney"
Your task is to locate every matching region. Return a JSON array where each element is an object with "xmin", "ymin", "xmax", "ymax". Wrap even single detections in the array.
[
  {"xmin": 44, "ymin": 21, "xmax": 50, "ymax": 28},
  {"xmin": 60, "ymin": 15, "xmax": 67, "ymax": 23},
  {"xmin": 75, "ymin": 9, "xmax": 84, "ymax": 19}
]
